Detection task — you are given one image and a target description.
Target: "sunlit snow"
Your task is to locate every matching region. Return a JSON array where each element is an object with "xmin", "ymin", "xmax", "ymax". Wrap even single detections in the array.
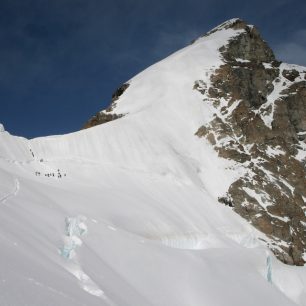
[{"xmin": 0, "ymin": 19, "xmax": 306, "ymax": 306}]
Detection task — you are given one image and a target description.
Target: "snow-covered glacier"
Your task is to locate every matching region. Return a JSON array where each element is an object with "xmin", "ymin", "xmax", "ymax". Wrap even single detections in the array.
[{"xmin": 0, "ymin": 19, "xmax": 306, "ymax": 306}]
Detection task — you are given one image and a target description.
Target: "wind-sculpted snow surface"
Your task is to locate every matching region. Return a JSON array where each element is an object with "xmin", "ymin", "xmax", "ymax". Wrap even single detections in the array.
[{"xmin": 0, "ymin": 18, "xmax": 306, "ymax": 306}]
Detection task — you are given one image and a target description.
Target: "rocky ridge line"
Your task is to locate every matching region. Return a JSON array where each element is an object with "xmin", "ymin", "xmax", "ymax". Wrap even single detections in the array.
[
  {"xmin": 82, "ymin": 83, "xmax": 129, "ymax": 129},
  {"xmin": 195, "ymin": 19, "xmax": 306, "ymax": 265}
]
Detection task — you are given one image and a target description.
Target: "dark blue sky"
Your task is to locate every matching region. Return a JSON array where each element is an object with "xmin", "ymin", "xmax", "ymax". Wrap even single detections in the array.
[{"xmin": 1, "ymin": 0, "xmax": 306, "ymax": 138}]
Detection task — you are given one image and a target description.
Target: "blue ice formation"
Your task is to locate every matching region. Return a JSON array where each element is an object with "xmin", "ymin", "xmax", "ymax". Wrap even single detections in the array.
[
  {"xmin": 60, "ymin": 215, "xmax": 87, "ymax": 259},
  {"xmin": 65, "ymin": 216, "xmax": 87, "ymax": 237},
  {"xmin": 60, "ymin": 238, "xmax": 77, "ymax": 259},
  {"xmin": 266, "ymin": 254, "xmax": 272, "ymax": 283}
]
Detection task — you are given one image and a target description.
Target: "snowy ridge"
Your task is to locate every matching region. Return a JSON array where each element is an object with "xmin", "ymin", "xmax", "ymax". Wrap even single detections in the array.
[{"xmin": 0, "ymin": 20, "xmax": 306, "ymax": 306}]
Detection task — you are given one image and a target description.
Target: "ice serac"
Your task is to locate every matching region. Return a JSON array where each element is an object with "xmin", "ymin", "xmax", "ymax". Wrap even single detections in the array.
[{"xmin": 195, "ymin": 19, "xmax": 306, "ymax": 265}]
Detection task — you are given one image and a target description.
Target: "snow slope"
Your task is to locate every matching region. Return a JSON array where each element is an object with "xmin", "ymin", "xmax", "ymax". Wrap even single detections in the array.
[{"xmin": 0, "ymin": 19, "xmax": 305, "ymax": 305}]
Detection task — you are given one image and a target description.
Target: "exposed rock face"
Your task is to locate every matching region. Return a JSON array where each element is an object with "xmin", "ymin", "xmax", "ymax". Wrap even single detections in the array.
[
  {"xmin": 195, "ymin": 19, "xmax": 306, "ymax": 265},
  {"xmin": 82, "ymin": 83, "xmax": 129, "ymax": 129}
]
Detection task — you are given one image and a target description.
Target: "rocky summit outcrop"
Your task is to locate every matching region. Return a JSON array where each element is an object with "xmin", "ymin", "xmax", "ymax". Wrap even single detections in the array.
[
  {"xmin": 195, "ymin": 19, "xmax": 306, "ymax": 265},
  {"xmin": 82, "ymin": 83, "xmax": 129, "ymax": 129}
]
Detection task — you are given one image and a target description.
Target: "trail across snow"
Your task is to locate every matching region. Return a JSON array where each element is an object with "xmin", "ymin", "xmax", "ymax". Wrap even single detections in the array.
[{"xmin": 0, "ymin": 178, "xmax": 19, "ymax": 204}]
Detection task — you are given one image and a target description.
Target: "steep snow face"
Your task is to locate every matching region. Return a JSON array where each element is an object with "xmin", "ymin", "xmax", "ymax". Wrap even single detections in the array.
[{"xmin": 0, "ymin": 19, "xmax": 306, "ymax": 306}]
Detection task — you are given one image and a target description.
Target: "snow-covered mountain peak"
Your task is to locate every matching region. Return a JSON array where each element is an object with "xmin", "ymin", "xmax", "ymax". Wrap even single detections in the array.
[
  {"xmin": 84, "ymin": 20, "xmax": 250, "ymax": 128},
  {"xmin": 1, "ymin": 19, "xmax": 306, "ymax": 306},
  {"xmin": 82, "ymin": 18, "xmax": 306, "ymax": 267},
  {"xmin": 204, "ymin": 18, "xmax": 250, "ymax": 35},
  {"xmin": 83, "ymin": 18, "xmax": 277, "ymax": 131}
]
